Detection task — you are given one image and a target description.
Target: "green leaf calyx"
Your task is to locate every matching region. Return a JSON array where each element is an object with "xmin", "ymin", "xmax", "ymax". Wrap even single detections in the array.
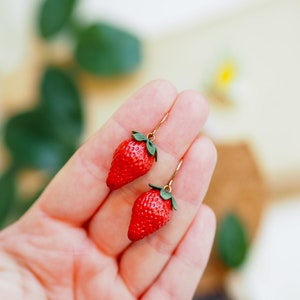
[
  {"xmin": 132, "ymin": 131, "xmax": 147, "ymax": 142},
  {"xmin": 149, "ymin": 184, "xmax": 177, "ymax": 210},
  {"xmin": 132, "ymin": 131, "xmax": 158, "ymax": 161}
]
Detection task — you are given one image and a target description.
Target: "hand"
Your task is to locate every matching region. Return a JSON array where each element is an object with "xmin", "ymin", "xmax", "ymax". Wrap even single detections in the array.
[{"xmin": 0, "ymin": 80, "xmax": 217, "ymax": 300}]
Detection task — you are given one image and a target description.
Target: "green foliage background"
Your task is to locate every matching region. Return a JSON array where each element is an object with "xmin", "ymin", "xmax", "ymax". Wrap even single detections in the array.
[{"xmin": 0, "ymin": 0, "xmax": 142, "ymax": 228}]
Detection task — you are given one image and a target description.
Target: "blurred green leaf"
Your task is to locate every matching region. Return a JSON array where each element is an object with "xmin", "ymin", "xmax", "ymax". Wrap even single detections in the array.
[
  {"xmin": 216, "ymin": 212, "xmax": 248, "ymax": 268},
  {"xmin": 75, "ymin": 23, "xmax": 142, "ymax": 76},
  {"xmin": 40, "ymin": 66, "xmax": 83, "ymax": 146},
  {"xmin": 4, "ymin": 109, "xmax": 76, "ymax": 174},
  {"xmin": 0, "ymin": 169, "xmax": 17, "ymax": 226},
  {"xmin": 38, "ymin": 0, "xmax": 77, "ymax": 39},
  {"xmin": 3, "ymin": 67, "xmax": 83, "ymax": 174}
]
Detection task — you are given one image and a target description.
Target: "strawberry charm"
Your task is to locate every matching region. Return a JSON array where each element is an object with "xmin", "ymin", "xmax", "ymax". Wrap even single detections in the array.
[
  {"xmin": 106, "ymin": 132, "xmax": 157, "ymax": 190},
  {"xmin": 106, "ymin": 113, "xmax": 168, "ymax": 190},
  {"xmin": 128, "ymin": 160, "xmax": 183, "ymax": 241},
  {"xmin": 128, "ymin": 184, "xmax": 177, "ymax": 241}
]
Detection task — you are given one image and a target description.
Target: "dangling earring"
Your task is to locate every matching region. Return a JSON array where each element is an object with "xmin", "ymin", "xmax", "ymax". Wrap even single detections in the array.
[
  {"xmin": 106, "ymin": 112, "xmax": 169, "ymax": 190},
  {"xmin": 128, "ymin": 159, "xmax": 183, "ymax": 241}
]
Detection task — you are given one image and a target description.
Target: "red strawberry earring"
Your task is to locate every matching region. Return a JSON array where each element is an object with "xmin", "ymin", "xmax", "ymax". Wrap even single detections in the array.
[
  {"xmin": 128, "ymin": 159, "xmax": 183, "ymax": 241},
  {"xmin": 106, "ymin": 112, "xmax": 169, "ymax": 190}
]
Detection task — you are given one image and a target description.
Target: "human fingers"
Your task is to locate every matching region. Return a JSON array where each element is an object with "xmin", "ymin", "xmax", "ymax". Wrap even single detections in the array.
[
  {"xmin": 142, "ymin": 204, "xmax": 216, "ymax": 300},
  {"xmin": 88, "ymin": 92, "xmax": 210, "ymax": 256},
  {"xmin": 36, "ymin": 80, "xmax": 177, "ymax": 225}
]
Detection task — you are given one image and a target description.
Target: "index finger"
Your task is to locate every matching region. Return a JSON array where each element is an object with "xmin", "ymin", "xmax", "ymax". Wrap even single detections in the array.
[{"xmin": 36, "ymin": 80, "xmax": 178, "ymax": 225}]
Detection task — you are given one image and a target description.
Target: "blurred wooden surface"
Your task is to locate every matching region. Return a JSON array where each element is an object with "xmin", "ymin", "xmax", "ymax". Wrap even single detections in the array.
[{"xmin": 196, "ymin": 142, "xmax": 269, "ymax": 295}]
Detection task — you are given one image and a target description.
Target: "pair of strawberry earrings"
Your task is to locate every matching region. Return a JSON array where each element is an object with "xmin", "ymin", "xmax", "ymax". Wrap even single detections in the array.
[{"xmin": 106, "ymin": 112, "xmax": 183, "ymax": 242}]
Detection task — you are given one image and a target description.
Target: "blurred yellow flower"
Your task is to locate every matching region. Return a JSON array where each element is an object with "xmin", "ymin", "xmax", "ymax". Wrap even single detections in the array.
[
  {"xmin": 203, "ymin": 57, "xmax": 240, "ymax": 107},
  {"xmin": 213, "ymin": 60, "xmax": 237, "ymax": 92}
]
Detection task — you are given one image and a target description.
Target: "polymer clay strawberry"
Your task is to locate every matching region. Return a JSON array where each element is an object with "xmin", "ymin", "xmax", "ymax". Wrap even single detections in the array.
[
  {"xmin": 106, "ymin": 131, "xmax": 158, "ymax": 190},
  {"xmin": 128, "ymin": 184, "xmax": 177, "ymax": 241}
]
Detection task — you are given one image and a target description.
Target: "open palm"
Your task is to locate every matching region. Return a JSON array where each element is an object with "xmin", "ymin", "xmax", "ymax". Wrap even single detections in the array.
[{"xmin": 0, "ymin": 80, "xmax": 217, "ymax": 300}]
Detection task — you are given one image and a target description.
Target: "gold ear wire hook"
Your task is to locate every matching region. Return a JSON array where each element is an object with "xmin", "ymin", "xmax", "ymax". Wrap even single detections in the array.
[
  {"xmin": 147, "ymin": 112, "xmax": 169, "ymax": 141},
  {"xmin": 164, "ymin": 159, "xmax": 183, "ymax": 193}
]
